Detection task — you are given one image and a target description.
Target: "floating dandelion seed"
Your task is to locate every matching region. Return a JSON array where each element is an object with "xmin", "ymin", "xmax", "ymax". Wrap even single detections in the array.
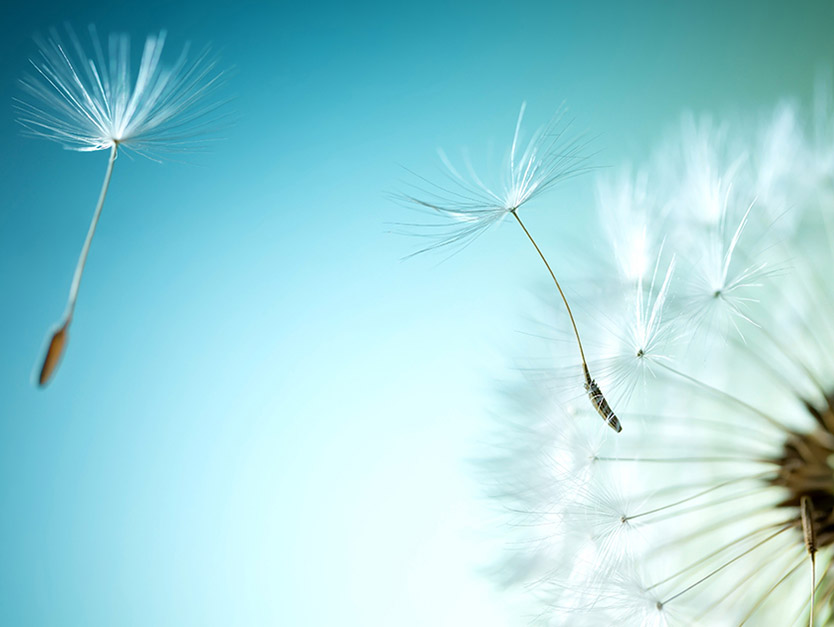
[
  {"xmin": 401, "ymin": 104, "xmax": 622, "ymax": 432},
  {"xmin": 17, "ymin": 25, "xmax": 226, "ymax": 386},
  {"xmin": 487, "ymin": 96, "xmax": 834, "ymax": 625}
]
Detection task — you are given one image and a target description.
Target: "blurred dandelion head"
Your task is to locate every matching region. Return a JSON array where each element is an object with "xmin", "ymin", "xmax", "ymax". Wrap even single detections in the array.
[
  {"xmin": 399, "ymin": 103, "xmax": 589, "ymax": 255},
  {"xmin": 488, "ymin": 92, "xmax": 834, "ymax": 625},
  {"xmin": 16, "ymin": 25, "xmax": 225, "ymax": 156}
]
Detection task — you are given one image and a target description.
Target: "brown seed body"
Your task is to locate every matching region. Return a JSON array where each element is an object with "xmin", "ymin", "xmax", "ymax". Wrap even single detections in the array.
[
  {"xmin": 584, "ymin": 372, "xmax": 622, "ymax": 433},
  {"xmin": 38, "ymin": 321, "xmax": 69, "ymax": 386}
]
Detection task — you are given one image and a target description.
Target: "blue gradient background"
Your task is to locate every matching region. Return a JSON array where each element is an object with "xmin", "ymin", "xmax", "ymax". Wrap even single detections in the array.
[{"xmin": 1, "ymin": 1, "xmax": 833, "ymax": 625}]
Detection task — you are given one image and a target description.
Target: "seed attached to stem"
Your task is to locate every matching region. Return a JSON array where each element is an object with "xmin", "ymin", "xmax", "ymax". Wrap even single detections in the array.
[
  {"xmin": 36, "ymin": 143, "xmax": 118, "ymax": 386},
  {"xmin": 19, "ymin": 27, "xmax": 227, "ymax": 386},
  {"xmin": 511, "ymin": 210, "xmax": 622, "ymax": 432}
]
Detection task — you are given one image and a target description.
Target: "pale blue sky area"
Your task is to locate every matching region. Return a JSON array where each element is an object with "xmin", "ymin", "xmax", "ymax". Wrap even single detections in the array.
[{"xmin": 1, "ymin": 1, "xmax": 833, "ymax": 625}]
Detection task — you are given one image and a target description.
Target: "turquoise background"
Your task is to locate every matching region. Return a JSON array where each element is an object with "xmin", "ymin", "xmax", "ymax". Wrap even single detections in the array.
[{"xmin": 1, "ymin": 1, "xmax": 833, "ymax": 624}]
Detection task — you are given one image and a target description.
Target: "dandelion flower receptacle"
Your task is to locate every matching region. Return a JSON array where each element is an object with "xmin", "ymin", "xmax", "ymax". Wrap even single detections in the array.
[
  {"xmin": 402, "ymin": 103, "xmax": 622, "ymax": 432},
  {"xmin": 488, "ymin": 97, "xmax": 834, "ymax": 625},
  {"xmin": 17, "ymin": 25, "xmax": 226, "ymax": 386}
]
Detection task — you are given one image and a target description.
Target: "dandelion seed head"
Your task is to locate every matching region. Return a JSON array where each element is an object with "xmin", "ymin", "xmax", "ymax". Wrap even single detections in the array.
[
  {"xmin": 488, "ymin": 89, "xmax": 834, "ymax": 625},
  {"xmin": 399, "ymin": 103, "xmax": 589, "ymax": 255},
  {"xmin": 16, "ymin": 25, "xmax": 225, "ymax": 157}
]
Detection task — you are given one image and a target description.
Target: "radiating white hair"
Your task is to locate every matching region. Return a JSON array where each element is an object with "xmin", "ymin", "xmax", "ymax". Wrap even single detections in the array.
[
  {"xmin": 486, "ymin": 93, "xmax": 834, "ymax": 625},
  {"xmin": 16, "ymin": 25, "xmax": 226, "ymax": 156}
]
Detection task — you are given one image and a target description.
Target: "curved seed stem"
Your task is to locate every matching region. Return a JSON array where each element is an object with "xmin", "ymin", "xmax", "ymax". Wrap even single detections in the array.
[
  {"xmin": 511, "ymin": 209, "xmax": 586, "ymax": 364},
  {"xmin": 511, "ymin": 209, "xmax": 621, "ymax": 432}
]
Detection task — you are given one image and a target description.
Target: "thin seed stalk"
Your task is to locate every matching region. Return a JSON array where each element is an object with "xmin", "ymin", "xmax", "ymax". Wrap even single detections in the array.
[
  {"xmin": 801, "ymin": 496, "xmax": 817, "ymax": 627},
  {"xmin": 38, "ymin": 143, "xmax": 118, "ymax": 386},
  {"xmin": 510, "ymin": 209, "xmax": 621, "ymax": 432}
]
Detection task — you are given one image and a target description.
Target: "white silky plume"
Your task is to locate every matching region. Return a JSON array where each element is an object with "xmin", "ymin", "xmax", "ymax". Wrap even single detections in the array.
[
  {"xmin": 16, "ymin": 25, "xmax": 225, "ymax": 156},
  {"xmin": 488, "ymin": 94, "xmax": 834, "ymax": 625},
  {"xmin": 399, "ymin": 103, "xmax": 589, "ymax": 255}
]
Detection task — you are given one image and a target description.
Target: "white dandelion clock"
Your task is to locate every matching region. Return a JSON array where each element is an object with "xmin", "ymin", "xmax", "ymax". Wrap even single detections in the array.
[
  {"xmin": 402, "ymin": 104, "xmax": 623, "ymax": 432},
  {"xmin": 17, "ymin": 25, "xmax": 226, "ymax": 385},
  {"xmin": 488, "ymin": 93, "xmax": 834, "ymax": 625}
]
